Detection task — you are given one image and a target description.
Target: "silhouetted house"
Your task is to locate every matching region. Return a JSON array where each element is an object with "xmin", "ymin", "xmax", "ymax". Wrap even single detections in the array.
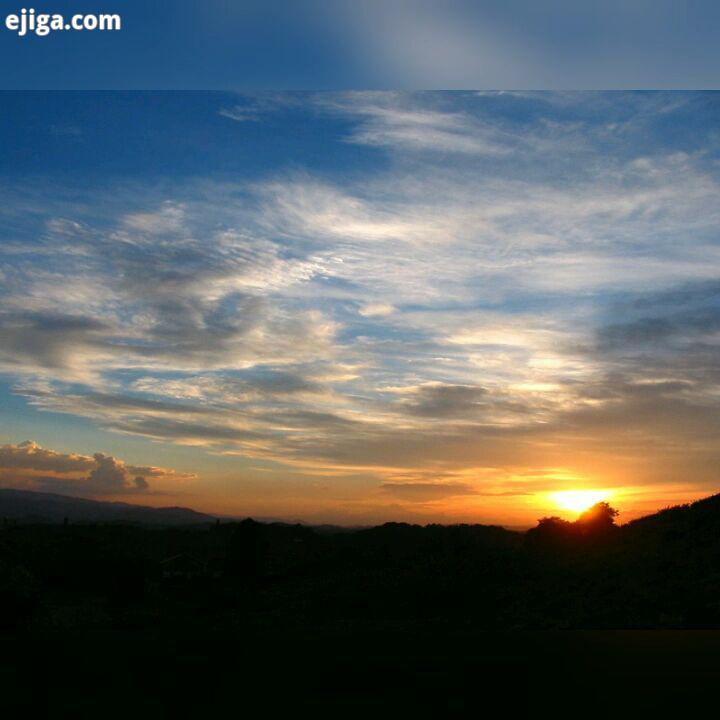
[
  {"xmin": 206, "ymin": 555, "xmax": 224, "ymax": 579},
  {"xmin": 160, "ymin": 553, "xmax": 204, "ymax": 580}
]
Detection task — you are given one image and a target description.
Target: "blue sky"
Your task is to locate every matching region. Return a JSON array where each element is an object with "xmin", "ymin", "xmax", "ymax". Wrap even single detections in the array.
[
  {"xmin": 1, "ymin": 2, "xmax": 719, "ymax": 89},
  {"xmin": 1, "ymin": 91, "xmax": 720, "ymax": 524}
]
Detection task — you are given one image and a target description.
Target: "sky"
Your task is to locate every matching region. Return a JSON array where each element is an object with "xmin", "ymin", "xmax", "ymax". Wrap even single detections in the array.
[
  {"xmin": 1, "ymin": 90, "xmax": 719, "ymax": 526},
  {"xmin": 1, "ymin": 1, "xmax": 719, "ymax": 89}
]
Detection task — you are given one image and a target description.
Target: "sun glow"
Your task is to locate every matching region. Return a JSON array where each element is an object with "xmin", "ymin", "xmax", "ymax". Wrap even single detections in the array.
[{"xmin": 551, "ymin": 489, "xmax": 610, "ymax": 514}]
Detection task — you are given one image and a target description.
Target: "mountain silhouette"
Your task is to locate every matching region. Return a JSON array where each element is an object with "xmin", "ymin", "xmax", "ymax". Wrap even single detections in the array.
[{"xmin": 0, "ymin": 488, "xmax": 214, "ymax": 526}]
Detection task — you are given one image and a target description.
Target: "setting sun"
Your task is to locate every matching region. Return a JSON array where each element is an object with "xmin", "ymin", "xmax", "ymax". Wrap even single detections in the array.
[{"xmin": 551, "ymin": 490, "xmax": 611, "ymax": 514}]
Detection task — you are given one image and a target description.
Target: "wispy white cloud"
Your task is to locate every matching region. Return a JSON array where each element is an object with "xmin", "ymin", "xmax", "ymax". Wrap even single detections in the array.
[
  {"xmin": 219, "ymin": 106, "xmax": 261, "ymax": 122},
  {"xmin": 326, "ymin": 93, "xmax": 512, "ymax": 155},
  {"xmin": 2, "ymin": 92, "xmax": 720, "ymax": 520}
]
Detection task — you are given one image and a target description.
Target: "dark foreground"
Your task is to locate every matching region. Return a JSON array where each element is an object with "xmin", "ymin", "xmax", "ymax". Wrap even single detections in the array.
[
  {"xmin": 5, "ymin": 628, "xmax": 720, "ymax": 715},
  {"xmin": 3, "ymin": 492, "xmax": 720, "ymax": 714}
]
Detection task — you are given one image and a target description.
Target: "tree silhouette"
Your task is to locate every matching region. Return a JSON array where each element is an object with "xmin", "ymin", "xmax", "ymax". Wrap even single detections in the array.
[
  {"xmin": 527, "ymin": 502, "xmax": 620, "ymax": 547},
  {"xmin": 576, "ymin": 501, "xmax": 619, "ymax": 532},
  {"xmin": 525, "ymin": 515, "xmax": 574, "ymax": 547}
]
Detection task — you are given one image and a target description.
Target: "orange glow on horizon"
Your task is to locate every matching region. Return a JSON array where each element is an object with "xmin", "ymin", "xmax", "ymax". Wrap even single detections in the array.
[{"xmin": 551, "ymin": 489, "xmax": 611, "ymax": 515}]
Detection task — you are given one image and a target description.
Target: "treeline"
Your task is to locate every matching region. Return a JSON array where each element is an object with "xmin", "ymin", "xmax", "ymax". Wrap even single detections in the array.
[{"xmin": 2, "ymin": 495, "xmax": 720, "ymax": 631}]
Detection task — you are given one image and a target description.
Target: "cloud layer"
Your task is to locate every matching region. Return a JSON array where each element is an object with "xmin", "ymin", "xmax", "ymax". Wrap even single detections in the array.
[
  {"xmin": 0, "ymin": 441, "xmax": 192, "ymax": 496},
  {"xmin": 1, "ymin": 92, "xmax": 719, "ymax": 522}
]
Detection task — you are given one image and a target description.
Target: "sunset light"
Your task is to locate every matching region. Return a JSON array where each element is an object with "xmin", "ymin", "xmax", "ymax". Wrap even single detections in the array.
[
  {"xmin": 1, "ymin": 90, "xmax": 718, "ymax": 530},
  {"xmin": 4, "ymin": 7, "xmax": 720, "ymax": 715},
  {"xmin": 552, "ymin": 490, "xmax": 611, "ymax": 515}
]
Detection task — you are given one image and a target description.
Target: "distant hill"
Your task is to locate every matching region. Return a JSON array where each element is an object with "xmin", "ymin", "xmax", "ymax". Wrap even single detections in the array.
[
  {"xmin": 619, "ymin": 492, "xmax": 720, "ymax": 556},
  {"xmin": 0, "ymin": 488, "xmax": 215, "ymax": 526},
  {"xmin": 4, "ymin": 488, "xmax": 720, "ymax": 634},
  {"xmin": 625, "ymin": 492, "xmax": 720, "ymax": 533},
  {"xmin": 4, "ymin": 485, "xmax": 720, "ymax": 535}
]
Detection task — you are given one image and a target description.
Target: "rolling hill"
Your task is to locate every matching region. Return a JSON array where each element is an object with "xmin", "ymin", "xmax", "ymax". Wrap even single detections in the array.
[{"xmin": 0, "ymin": 488, "xmax": 214, "ymax": 526}]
